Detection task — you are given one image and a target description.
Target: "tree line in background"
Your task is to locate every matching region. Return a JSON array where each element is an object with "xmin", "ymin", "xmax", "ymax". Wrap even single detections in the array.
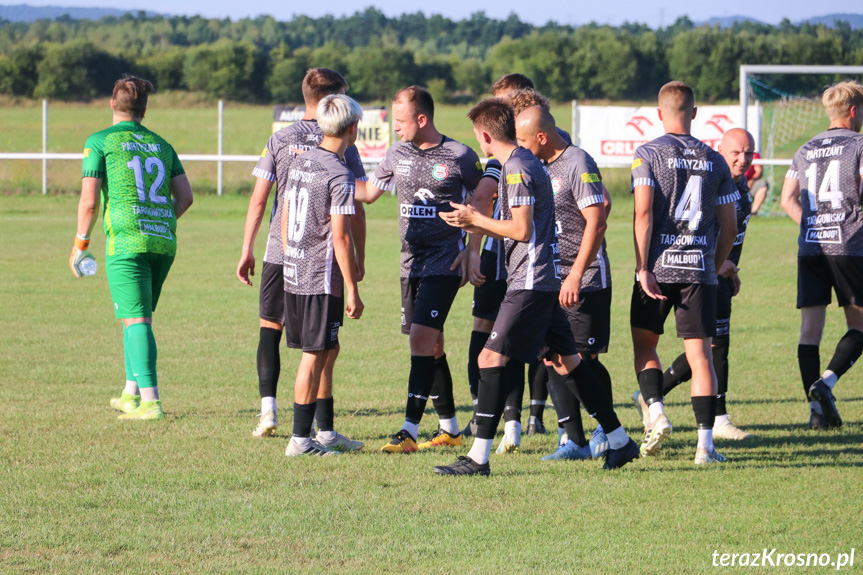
[{"xmin": 1, "ymin": 9, "xmax": 862, "ymax": 103}]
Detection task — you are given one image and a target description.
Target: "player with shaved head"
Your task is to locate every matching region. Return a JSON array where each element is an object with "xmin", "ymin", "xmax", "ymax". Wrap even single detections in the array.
[
  {"xmin": 781, "ymin": 80, "xmax": 863, "ymax": 429},
  {"xmin": 649, "ymin": 127, "xmax": 756, "ymax": 441},
  {"xmin": 630, "ymin": 81, "xmax": 739, "ymax": 464},
  {"xmin": 515, "ymin": 105, "xmax": 617, "ymax": 461}
]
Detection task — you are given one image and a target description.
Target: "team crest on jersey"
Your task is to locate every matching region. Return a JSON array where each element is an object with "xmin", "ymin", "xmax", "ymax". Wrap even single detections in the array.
[
  {"xmin": 551, "ymin": 178, "xmax": 561, "ymax": 193},
  {"xmin": 432, "ymin": 164, "xmax": 449, "ymax": 181}
]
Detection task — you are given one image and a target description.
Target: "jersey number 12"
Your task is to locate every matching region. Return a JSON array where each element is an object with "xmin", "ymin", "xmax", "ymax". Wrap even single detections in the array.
[{"xmin": 127, "ymin": 156, "xmax": 167, "ymax": 205}]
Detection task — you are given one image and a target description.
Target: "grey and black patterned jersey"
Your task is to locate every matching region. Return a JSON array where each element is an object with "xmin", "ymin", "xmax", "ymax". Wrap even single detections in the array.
[
  {"xmin": 786, "ymin": 128, "xmax": 863, "ymax": 257},
  {"xmin": 370, "ymin": 137, "xmax": 483, "ymax": 278},
  {"xmin": 278, "ymin": 147, "xmax": 356, "ymax": 296},
  {"xmin": 547, "ymin": 145, "xmax": 610, "ymax": 291},
  {"xmin": 252, "ymin": 119, "xmax": 367, "ymax": 265},
  {"xmin": 725, "ymin": 177, "xmax": 752, "ymax": 266},
  {"xmin": 631, "ymin": 133, "xmax": 739, "ymax": 285},
  {"xmin": 498, "ymin": 146, "xmax": 560, "ymax": 291},
  {"xmin": 480, "ymin": 158, "xmax": 503, "ymax": 256}
]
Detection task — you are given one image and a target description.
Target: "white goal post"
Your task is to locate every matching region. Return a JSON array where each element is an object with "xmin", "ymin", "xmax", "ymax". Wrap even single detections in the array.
[{"xmin": 740, "ymin": 65, "xmax": 863, "ymax": 167}]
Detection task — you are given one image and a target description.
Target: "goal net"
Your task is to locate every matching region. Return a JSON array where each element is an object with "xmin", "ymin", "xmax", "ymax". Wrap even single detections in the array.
[{"xmin": 742, "ymin": 66, "xmax": 863, "ymax": 217}]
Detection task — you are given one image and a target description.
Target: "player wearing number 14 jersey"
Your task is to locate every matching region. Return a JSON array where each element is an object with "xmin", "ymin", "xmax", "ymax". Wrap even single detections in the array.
[
  {"xmin": 780, "ymin": 81, "xmax": 863, "ymax": 429},
  {"xmin": 630, "ymin": 81, "xmax": 738, "ymax": 464},
  {"xmin": 71, "ymin": 76, "xmax": 194, "ymax": 421}
]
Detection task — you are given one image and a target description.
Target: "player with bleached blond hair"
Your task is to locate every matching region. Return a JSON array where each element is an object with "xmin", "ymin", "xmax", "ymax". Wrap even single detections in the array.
[
  {"xmin": 280, "ymin": 94, "xmax": 365, "ymax": 456},
  {"xmin": 238, "ymin": 68, "xmax": 366, "ymax": 451},
  {"xmin": 780, "ymin": 80, "xmax": 863, "ymax": 429}
]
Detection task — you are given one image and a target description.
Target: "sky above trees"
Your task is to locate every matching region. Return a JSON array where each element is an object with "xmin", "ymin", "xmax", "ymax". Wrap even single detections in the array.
[{"xmin": 15, "ymin": 0, "xmax": 861, "ymax": 28}]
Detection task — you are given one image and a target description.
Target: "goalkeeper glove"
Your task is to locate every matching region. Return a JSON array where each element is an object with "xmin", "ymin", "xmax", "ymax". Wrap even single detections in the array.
[{"xmin": 70, "ymin": 234, "xmax": 95, "ymax": 277}]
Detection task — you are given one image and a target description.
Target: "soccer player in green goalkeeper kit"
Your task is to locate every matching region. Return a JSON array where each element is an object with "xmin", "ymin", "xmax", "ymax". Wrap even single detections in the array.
[{"xmin": 70, "ymin": 75, "xmax": 194, "ymax": 420}]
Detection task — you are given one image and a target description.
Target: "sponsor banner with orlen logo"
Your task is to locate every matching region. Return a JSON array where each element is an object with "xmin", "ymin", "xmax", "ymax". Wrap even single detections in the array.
[
  {"xmin": 272, "ymin": 106, "xmax": 390, "ymax": 162},
  {"xmin": 576, "ymin": 105, "xmax": 761, "ymax": 167}
]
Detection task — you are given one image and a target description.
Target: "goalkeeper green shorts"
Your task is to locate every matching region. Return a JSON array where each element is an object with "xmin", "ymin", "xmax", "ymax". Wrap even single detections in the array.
[{"xmin": 106, "ymin": 253, "xmax": 175, "ymax": 319}]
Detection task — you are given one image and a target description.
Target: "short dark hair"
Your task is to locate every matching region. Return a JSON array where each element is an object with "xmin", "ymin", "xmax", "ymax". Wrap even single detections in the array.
[
  {"xmin": 302, "ymin": 68, "xmax": 349, "ymax": 105},
  {"xmin": 491, "ymin": 74, "xmax": 534, "ymax": 97},
  {"xmin": 392, "ymin": 85, "xmax": 434, "ymax": 120},
  {"xmin": 112, "ymin": 75, "xmax": 154, "ymax": 118},
  {"xmin": 468, "ymin": 98, "xmax": 515, "ymax": 142}
]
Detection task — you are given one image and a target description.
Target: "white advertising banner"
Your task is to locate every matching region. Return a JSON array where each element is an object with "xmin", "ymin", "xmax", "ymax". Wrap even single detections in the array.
[
  {"xmin": 576, "ymin": 105, "xmax": 761, "ymax": 167},
  {"xmin": 272, "ymin": 106, "xmax": 390, "ymax": 162}
]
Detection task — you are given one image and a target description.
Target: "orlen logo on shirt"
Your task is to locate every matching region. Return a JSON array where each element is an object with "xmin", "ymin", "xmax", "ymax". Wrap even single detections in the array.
[
  {"xmin": 551, "ymin": 178, "xmax": 561, "ymax": 194},
  {"xmin": 431, "ymin": 164, "xmax": 448, "ymax": 181}
]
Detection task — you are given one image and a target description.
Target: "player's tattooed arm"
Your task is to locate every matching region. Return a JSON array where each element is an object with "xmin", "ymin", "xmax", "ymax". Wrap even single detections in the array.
[
  {"xmin": 780, "ymin": 175, "xmax": 803, "ymax": 225},
  {"xmin": 237, "ymin": 176, "xmax": 273, "ymax": 285},
  {"xmin": 633, "ymin": 183, "xmax": 665, "ymax": 300}
]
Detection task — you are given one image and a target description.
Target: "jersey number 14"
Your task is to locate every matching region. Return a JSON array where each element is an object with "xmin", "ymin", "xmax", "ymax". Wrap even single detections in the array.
[{"xmin": 805, "ymin": 160, "xmax": 843, "ymax": 210}]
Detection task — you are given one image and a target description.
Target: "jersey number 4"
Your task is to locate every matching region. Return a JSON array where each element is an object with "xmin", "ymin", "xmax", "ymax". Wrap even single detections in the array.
[
  {"xmin": 127, "ymin": 156, "xmax": 167, "ymax": 205},
  {"xmin": 286, "ymin": 186, "xmax": 309, "ymax": 242},
  {"xmin": 805, "ymin": 160, "xmax": 843, "ymax": 210},
  {"xmin": 674, "ymin": 175, "xmax": 703, "ymax": 231}
]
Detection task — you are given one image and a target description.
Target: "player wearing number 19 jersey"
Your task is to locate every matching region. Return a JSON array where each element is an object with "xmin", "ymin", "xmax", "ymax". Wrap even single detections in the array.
[
  {"xmin": 630, "ymin": 81, "xmax": 738, "ymax": 464},
  {"xmin": 71, "ymin": 76, "xmax": 194, "ymax": 421},
  {"xmin": 780, "ymin": 80, "xmax": 863, "ymax": 429}
]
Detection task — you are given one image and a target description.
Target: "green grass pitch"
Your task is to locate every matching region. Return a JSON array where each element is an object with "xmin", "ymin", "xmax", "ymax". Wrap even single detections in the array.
[{"xmin": 1, "ymin": 190, "xmax": 861, "ymax": 573}]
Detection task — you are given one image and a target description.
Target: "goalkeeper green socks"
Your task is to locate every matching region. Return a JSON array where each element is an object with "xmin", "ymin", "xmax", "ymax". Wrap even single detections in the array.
[
  {"xmin": 122, "ymin": 325, "xmax": 139, "ymax": 395},
  {"xmin": 126, "ymin": 322, "xmax": 158, "ymax": 390}
]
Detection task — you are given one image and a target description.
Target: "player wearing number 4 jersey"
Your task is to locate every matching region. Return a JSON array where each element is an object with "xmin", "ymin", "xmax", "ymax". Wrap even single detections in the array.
[
  {"xmin": 630, "ymin": 81, "xmax": 738, "ymax": 464},
  {"xmin": 356, "ymin": 86, "xmax": 483, "ymax": 453},
  {"xmin": 71, "ymin": 76, "xmax": 194, "ymax": 420},
  {"xmin": 780, "ymin": 81, "xmax": 863, "ymax": 430},
  {"xmin": 656, "ymin": 128, "xmax": 755, "ymax": 441}
]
